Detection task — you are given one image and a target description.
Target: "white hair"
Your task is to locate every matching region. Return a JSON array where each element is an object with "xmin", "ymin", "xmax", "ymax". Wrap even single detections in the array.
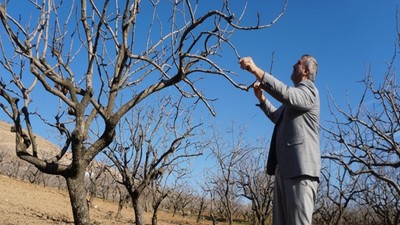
[{"xmin": 302, "ymin": 54, "xmax": 318, "ymax": 82}]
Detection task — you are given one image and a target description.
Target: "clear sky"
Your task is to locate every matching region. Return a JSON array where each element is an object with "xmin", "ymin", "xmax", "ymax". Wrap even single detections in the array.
[
  {"xmin": 202, "ymin": 0, "xmax": 399, "ymax": 142},
  {"xmin": 1, "ymin": 0, "xmax": 396, "ymax": 133},
  {"xmin": 0, "ymin": 1, "xmax": 398, "ymax": 180},
  {"xmin": 169, "ymin": 0, "xmax": 399, "ymax": 179}
]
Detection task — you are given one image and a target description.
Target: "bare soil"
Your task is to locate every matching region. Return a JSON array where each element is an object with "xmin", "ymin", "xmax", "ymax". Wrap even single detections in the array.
[
  {"xmin": 0, "ymin": 120, "xmax": 213, "ymax": 225},
  {"xmin": 0, "ymin": 175, "xmax": 211, "ymax": 225}
]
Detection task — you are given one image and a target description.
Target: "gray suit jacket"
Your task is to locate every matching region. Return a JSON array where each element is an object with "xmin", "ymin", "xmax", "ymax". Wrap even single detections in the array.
[{"xmin": 259, "ymin": 73, "xmax": 321, "ymax": 179}]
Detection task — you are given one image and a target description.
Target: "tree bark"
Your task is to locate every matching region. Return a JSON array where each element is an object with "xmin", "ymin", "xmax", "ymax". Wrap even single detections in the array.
[
  {"xmin": 66, "ymin": 172, "xmax": 90, "ymax": 225},
  {"xmin": 196, "ymin": 197, "xmax": 205, "ymax": 222},
  {"xmin": 131, "ymin": 192, "xmax": 144, "ymax": 225},
  {"xmin": 116, "ymin": 194, "xmax": 127, "ymax": 219},
  {"xmin": 151, "ymin": 204, "xmax": 160, "ymax": 225}
]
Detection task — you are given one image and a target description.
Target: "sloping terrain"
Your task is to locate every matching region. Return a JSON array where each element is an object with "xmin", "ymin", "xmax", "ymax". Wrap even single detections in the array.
[
  {"xmin": 0, "ymin": 174, "xmax": 203, "ymax": 225},
  {"xmin": 0, "ymin": 120, "xmax": 62, "ymax": 161},
  {"xmin": 0, "ymin": 121, "xmax": 207, "ymax": 225}
]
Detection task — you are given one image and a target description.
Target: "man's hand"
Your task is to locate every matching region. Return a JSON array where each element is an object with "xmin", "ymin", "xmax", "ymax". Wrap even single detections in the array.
[
  {"xmin": 239, "ymin": 57, "xmax": 264, "ymax": 81},
  {"xmin": 253, "ymin": 82, "xmax": 266, "ymax": 102},
  {"xmin": 239, "ymin": 57, "xmax": 256, "ymax": 73}
]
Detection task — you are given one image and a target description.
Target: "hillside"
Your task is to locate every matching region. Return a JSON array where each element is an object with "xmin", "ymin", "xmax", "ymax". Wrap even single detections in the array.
[
  {"xmin": 0, "ymin": 174, "xmax": 209, "ymax": 225},
  {"xmin": 0, "ymin": 121, "xmax": 210, "ymax": 225},
  {"xmin": 0, "ymin": 120, "xmax": 62, "ymax": 160}
]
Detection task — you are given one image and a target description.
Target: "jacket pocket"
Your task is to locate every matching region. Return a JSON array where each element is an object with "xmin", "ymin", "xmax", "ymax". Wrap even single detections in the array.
[{"xmin": 286, "ymin": 136, "xmax": 303, "ymax": 147}]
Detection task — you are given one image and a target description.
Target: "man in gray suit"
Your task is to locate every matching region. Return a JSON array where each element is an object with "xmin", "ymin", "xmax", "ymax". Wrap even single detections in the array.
[{"xmin": 239, "ymin": 54, "xmax": 320, "ymax": 225}]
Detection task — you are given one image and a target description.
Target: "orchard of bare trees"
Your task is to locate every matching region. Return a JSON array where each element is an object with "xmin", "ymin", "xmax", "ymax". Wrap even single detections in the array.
[{"xmin": 0, "ymin": 1, "xmax": 398, "ymax": 225}]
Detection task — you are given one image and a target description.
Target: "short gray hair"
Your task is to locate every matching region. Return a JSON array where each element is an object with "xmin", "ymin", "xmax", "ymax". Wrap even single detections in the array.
[{"xmin": 302, "ymin": 54, "xmax": 318, "ymax": 82}]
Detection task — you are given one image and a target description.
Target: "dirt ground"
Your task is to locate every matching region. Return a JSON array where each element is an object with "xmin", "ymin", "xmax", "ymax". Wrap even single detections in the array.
[
  {"xmin": 0, "ymin": 175, "xmax": 210, "ymax": 225},
  {"xmin": 0, "ymin": 121, "xmax": 221, "ymax": 225}
]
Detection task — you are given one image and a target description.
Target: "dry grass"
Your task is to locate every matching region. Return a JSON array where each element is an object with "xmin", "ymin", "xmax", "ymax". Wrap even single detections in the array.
[
  {"xmin": 0, "ymin": 174, "xmax": 216, "ymax": 225},
  {"xmin": 0, "ymin": 120, "xmax": 231, "ymax": 225}
]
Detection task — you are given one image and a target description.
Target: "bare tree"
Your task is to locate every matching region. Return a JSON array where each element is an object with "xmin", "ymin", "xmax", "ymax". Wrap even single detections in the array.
[
  {"xmin": 0, "ymin": 1, "xmax": 287, "ymax": 224},
  {"xmin": 179, "ymin": 185, "xmax": 195, "ymax": 217},
  {"xmin": 0, "ymin": 147, "xmax": 7, "ymax": 165},
  {"xmin": 236, "ymin": 145, "xmax": 274, "ymax": 225},
  {"xmin": 150, "ymin": 185, "xmax": 167, "ymax": 225},
  {"xmin": 114, "ymin": 184, "xmax": 130, "ymax": 219},
  {"xmin": 323, "ymin": 71, "xmax": 400, "ymax": 194},
  {"xmin": 207, "ymin": 184, "xmax": 219, "ymax": 225},
  {"xmin": 85, "ymin": 161, "xmax": 108, "ymax": 206},
  {"xmin": 322, "ymin": 64, "xmax": 400, "ymax": 225},
  {"xmin": 96, "ymin": 165, "xmax": 116, "ymax": 201},
  {"xmin": 169, "ymin": 183, "xmax": 195, "ymax": 218},
  {"xmin": 314, "ymin": 158, "xmax": 366, "ymax": 225},
  {"xmin": 104, "ymin": 96, "xmax": 204, "ymax": 225},
  {"xmin": 149, "ymin": 172, "xmax": 172, "ymax": 225},
  {"xmin": 4, "ymin": 157, "xmax": 25, "ymax": 179},
  {"xmin": 361, "ymin": 174, "xmax": 400, "ymax": 225},
  {"xmin": 147, "ymin": 163, "xmax": 190, "ymax": 225},
  {"xmin": 322, "ymin": 15, "xmax": 400, "ymax": 225},
  {"xmin": 53, "ymin": 174, "xmax": 67, "ymax": 190},
  {"xmin": 195, "ymin": 186, "xmax": 208, "ymax": 223},
  {"xmin": 207, "ymin": 125, "xmax": 252, "ymax": 225}
]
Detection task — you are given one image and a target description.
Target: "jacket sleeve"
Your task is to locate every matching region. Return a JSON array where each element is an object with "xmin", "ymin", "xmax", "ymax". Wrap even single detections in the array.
[
  {"xmin": 257, "ymin": 99, "xmax": 284, "ymax": 124},
  {"xmin": 260, "ymin": 72, "xmax": 318, "ymax": 111}
]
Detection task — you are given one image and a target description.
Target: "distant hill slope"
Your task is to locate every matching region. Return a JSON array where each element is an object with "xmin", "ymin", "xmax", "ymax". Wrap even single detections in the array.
[
  {"xmin": 0, "ymin": 120, "xmax": 62, "ymax": 161},
  {"xmin": 0, "ymin": 120, "xmax": 19, "ymax": 152}
]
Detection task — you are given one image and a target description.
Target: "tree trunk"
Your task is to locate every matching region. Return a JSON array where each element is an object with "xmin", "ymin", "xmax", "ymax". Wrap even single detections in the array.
[
  {"xmin": 115, "ymin": 194, "xmax": 126, "ymax": 219},
  {"xmin": 211, "ymin": 212, "xmax": 218, "ymax": 225},
  {"xmin": 226, "ymin": 204, "xmax": 233, "ymax": 225},
  {"xmin": 334, "ymin": 209, "xmax": 343, "ymax": 225},
  {"xmin": 196, "ymin": 199, "xmax": 204, "ymax": 223},
  {"xmin": 131, "ymin": 192, "xmax": 144, "ymax": 225},
  {"xmin": 151, "ymin": 204, "xmax": 160, "ymax": 225},
  {"xmin": 260, "ymin": 217, "xmax": 266, "ymax": 225},
  {"xmin": 255, "ymin": 210, "xmax": 266, "ymax": 225},
  {"xmin": 66, "ymin": 172, "xmax": 90, "ymax": 225}
]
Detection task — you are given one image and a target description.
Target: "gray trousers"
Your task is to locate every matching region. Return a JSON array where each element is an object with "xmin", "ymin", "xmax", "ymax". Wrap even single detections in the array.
[{"xmin": 273, "ymin": 167, "xmax": 318, "ymax": 225}]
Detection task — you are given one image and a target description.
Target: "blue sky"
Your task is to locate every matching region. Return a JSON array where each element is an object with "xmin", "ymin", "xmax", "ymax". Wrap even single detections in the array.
[
  {"xmin": 0, "ymin": 1, "xmax": 398, "ymax": 180},
  {"xmin": 202, "ymin": 0, "xmax": 398, "ymax": 141},
  {"xmin": 1, "ymin": 0, "xmax": 395, "ymax": 135},
  {"xmin": 173, "ymin": 0, "xmax": 399, "ymax": 179}
]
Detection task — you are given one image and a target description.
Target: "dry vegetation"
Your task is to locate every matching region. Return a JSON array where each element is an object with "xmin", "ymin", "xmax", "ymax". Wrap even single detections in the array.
[
  {"xmin": 0, "ymin": 174, "xmax": 213, "ymax": 225},
  {"xmin": 0, "ymin": 121, "xmax": 219, "ymax": 225}
]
